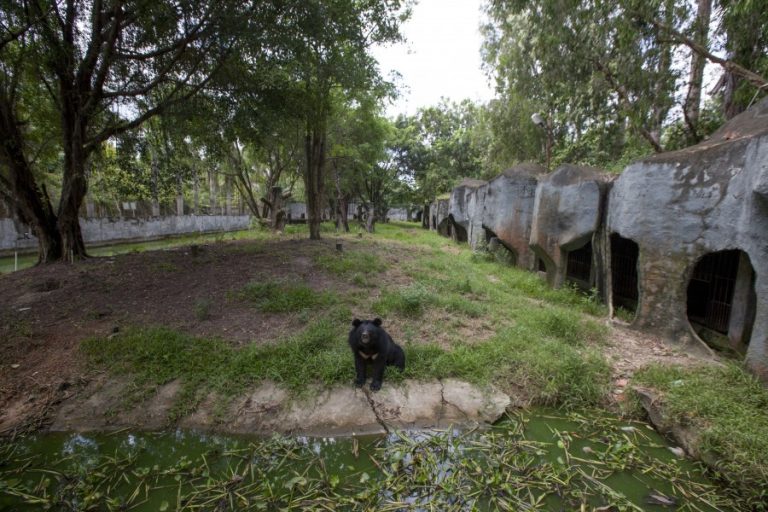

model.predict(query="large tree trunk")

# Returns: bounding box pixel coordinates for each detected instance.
[683,0,712,143]
[332,162,350,232]
[0,96,63,262]
[340,195,350,232]
[649,0,676,149]
[58,155,88,261]
[58,100,90,261]
[176,172,184,215]
[304,127,326,240]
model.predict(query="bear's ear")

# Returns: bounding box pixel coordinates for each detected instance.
[373,318,382,326]
[352,319,362,327]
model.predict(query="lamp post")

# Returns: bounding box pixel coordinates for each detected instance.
[531,112,553,171]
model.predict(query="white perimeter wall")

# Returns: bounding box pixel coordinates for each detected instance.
[1,215,251,252]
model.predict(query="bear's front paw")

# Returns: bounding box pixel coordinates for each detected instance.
[354,378,365,388]
[370,380,382,391]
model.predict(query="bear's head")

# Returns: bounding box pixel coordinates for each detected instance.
[352,318,383,346]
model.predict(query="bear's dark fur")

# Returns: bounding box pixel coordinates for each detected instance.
[348,318,405,391]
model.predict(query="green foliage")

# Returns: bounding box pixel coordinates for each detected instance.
[236,280,337,313]
[478,0,768,169]
[614,306,636,323]
[634,363,768,507]
[393,99,487,201]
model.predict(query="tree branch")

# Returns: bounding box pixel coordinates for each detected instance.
[593,59,664,153]
[648,17,767,89]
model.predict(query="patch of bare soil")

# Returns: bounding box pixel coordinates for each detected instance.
[0,237,369,435]
[602,321,713,403]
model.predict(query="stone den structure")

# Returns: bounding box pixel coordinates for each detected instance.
[434,99,768,381]
[480,163,545,270]
[530,164,609,291]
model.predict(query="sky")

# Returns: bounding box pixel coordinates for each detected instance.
[371,0,496,118]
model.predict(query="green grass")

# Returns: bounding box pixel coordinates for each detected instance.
[373,284,438,318]
[633,363,768,507]
[314,249,387,284]
[236,280,338,313]
[82,221,612,415]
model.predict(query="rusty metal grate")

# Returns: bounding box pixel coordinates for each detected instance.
[611,234,639,312]
[566,241,592,283]
[687,250,740,334]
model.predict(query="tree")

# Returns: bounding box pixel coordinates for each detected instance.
[483,0,682,158]
[481,0,768,167]
[0,0,260,262]
[683,0,713,143]
[391,100,485,210]
[275,0,407,240]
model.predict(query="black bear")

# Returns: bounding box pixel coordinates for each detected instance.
[348,318,405,391]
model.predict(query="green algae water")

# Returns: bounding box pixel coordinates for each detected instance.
[0,409,742,511]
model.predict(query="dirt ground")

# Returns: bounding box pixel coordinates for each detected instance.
[0,234,708,437]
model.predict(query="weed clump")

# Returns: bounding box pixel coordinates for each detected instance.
[193,298,212,320]
[373,284,437,318]
[236,280,336,313]
[315,250,386,276]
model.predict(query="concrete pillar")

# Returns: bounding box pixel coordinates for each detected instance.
[176,195,184,216]
[152,200,160,217]
[86,200,95,218]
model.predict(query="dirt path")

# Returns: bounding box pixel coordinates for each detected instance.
[0,235,713,436]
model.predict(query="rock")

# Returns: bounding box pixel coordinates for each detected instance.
[441,379,510,424]
[668,446,686,458]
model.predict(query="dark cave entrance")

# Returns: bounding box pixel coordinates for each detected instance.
[610,234,639,316]
[687,250,755,354]
[484,227,517,266]
[448,215,468,243]
[565,240,593,290]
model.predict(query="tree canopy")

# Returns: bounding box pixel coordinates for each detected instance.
[1,0,766,263]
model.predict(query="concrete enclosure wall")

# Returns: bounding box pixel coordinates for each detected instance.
[1,215,251,252]
[481,164,545,270]
[436,98,768,381]
[530,164,609,291]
